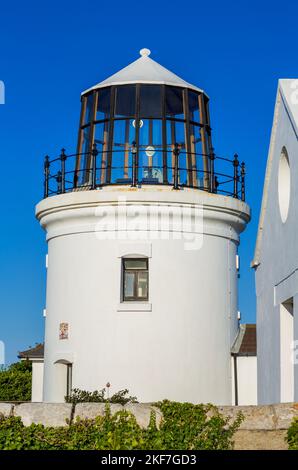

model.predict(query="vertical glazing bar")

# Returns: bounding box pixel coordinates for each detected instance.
[148,119,153,173]
[44,155,50,198]
[91,143,98,189]
[135,84,140,184]
[86,91,98,182]
[173,143,180,190]
[241,162,246,201]
[100,120,109,184]
[162,85,168,184]
[183,89,193,187]
[60,148,66,194]
[233,153,239,198]
[124,119,130,178]
[75,95,87,186]
[106,86,116,183]
[131,141,137,187]
[198,93,209,190]
[210,148,215,193]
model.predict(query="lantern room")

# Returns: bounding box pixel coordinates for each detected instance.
[75,48,213,190]
[44,49,246,201]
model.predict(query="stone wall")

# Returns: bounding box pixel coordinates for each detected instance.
[0,402,297,450]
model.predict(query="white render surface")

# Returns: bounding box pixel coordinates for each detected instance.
[231,356,257,405]
[36,186,250,404]
[253,79,298,404]
[31,361,44,402]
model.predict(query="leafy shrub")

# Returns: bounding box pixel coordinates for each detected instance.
[155,400,243,450]
[0,401,243,450]
[65,388,138,405]
[0,361,32,401]
[287,417,298,450]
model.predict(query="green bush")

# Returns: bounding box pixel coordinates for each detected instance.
[65,388,138,405]
[0,361,32,401]
[287,417,298,450]
[0,401,243,450]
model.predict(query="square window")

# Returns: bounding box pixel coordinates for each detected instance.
[122,258,149,301]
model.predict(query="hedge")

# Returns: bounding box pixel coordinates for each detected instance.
[0,401,243,450]
[0,361,32,401]
[287,417,298,450]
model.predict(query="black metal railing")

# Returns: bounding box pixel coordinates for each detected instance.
[43,145,246,201]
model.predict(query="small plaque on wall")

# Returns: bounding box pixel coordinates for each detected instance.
[59,322,69,340]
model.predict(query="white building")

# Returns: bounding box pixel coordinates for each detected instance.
[36,49,251,404]
[253,79,298,404]
[18,344,44,402]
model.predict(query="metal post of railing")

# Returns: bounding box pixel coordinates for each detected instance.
[91,143,98,190]
[241,162,246,202]
[56,171,62,194]
[214,176,219,194]
[173,143,180,190]
[233,153,239,198]
[131,141,137,187]
[210,147,215,193]
[60,148,66,194]
[44,155,50,198]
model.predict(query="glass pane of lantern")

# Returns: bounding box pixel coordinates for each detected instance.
[111,119,135,183]
[124,259,148,270]
[115,85,136,118]
[138,119,163,183]
[140,85,162,118]
[80,126,92,184]
[166,120,187,185]
[189,123,203,188]
[124,272,135,298]
[84,93,94,124]
[137,272,148,299]
[94,121,110,184]
[96,87,111,121]
[188,90,200,124]
[165,86,184,119]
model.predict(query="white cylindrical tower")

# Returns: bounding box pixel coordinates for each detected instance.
[37,49,250,404]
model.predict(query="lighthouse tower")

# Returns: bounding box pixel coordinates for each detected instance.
[36,49,250,404]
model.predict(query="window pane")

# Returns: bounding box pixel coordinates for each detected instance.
[115,85,136,117]
[138,119,163,183]
[188,90,200,123]
[137,272,148,299]
[94,121,110,184]
[111,119,135,182]
[124,259,148,270]
[140,85,162,118]
[96,87,111,120]
[165,86,184,119]
[124,272,135,298]
[166,120,187,185]
[84,93,94,124]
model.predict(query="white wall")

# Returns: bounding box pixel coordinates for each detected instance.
[31,361,44,402]
[254,80,298,404]
[231,356,257,405]
[280,301,294,402]
[36,186,250,404]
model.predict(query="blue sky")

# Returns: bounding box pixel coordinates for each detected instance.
[0,0,297,364]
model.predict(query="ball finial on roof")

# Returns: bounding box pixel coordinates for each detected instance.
[140,48,151,57]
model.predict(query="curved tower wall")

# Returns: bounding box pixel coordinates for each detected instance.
[36,186,250,404]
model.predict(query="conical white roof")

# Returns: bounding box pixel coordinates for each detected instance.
[82,49,204,95]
